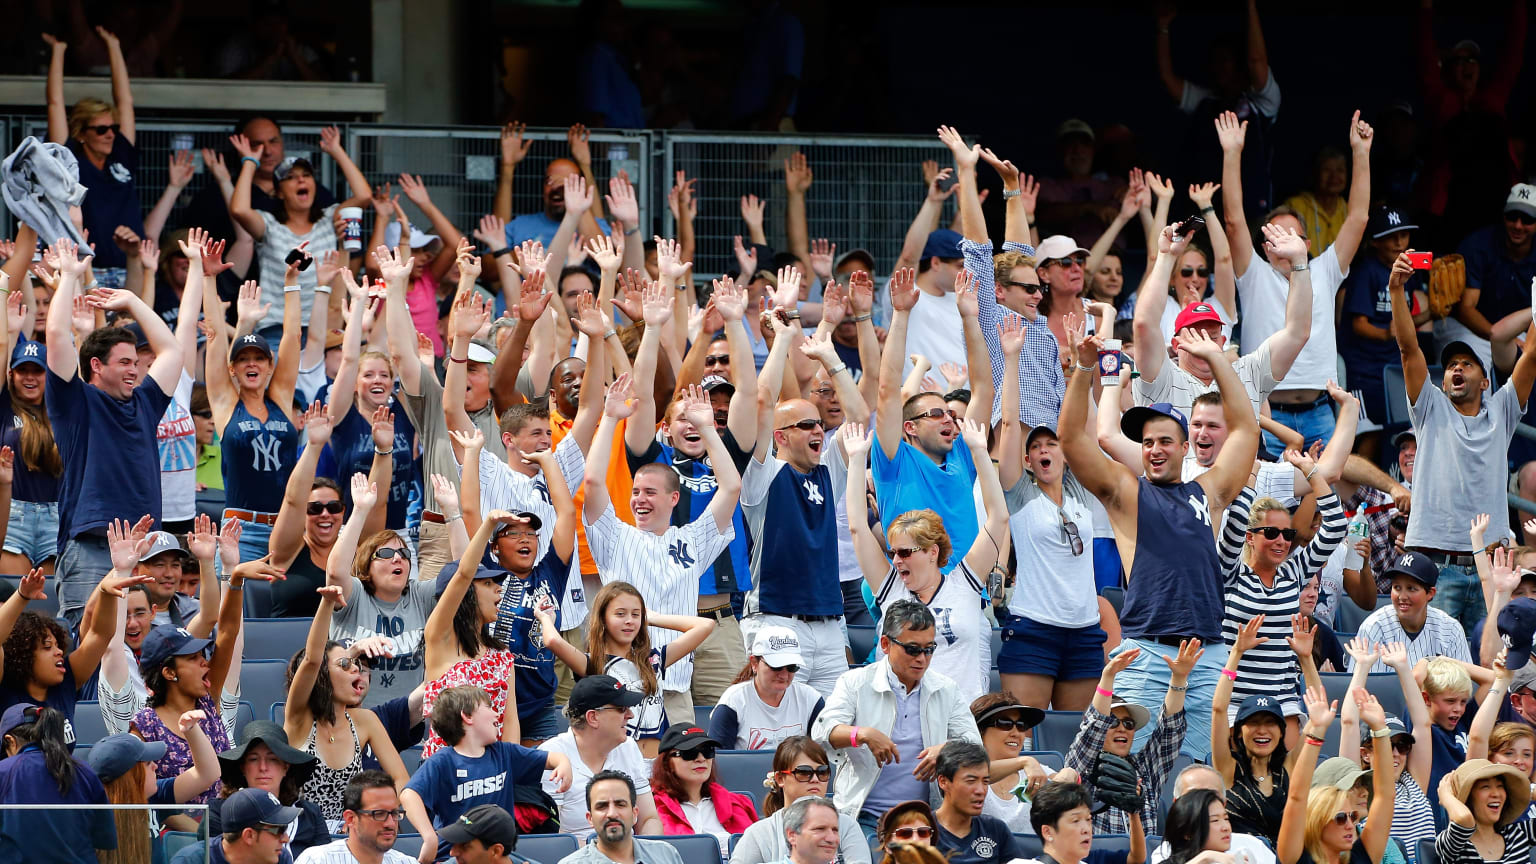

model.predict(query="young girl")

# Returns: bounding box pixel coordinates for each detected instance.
[91,721,218,864]
[0,256,63,576]
[537,580,713,757]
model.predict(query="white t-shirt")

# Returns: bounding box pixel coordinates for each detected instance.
[1234,245,1348,392]
[713,679,824,751]
[1134,339,1278,421]
[874,561,988,702]
[295,838,416,864]
[539,731,653,839]
[998,473,1099,629]
[157,372,196,522]
[983,785,1034,835]
[903,288,967,376]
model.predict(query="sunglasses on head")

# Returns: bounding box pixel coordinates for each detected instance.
[372,546,411,562]
[1249,526,1298,542]
[85,123,120,136]
[1506,211,1536,226]
[905,406,956,423]
[307,501,345,516]
[889,638,938,657]
[1180,266,1211,278]
[1003,280,1045,295]
[704,354,730,366]
[892,826,934,840]
[673,745,717,761]
[781,764,832,782]
[777,418,824,432]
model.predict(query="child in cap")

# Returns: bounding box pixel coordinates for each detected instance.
[1351,553,1472,672]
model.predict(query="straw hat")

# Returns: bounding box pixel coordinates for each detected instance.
[1450,759,1531,828]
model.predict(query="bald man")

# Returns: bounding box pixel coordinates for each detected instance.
[502,157,611,249]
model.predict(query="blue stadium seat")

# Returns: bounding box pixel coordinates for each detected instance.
[235,701,256,737]
[1418,838,1440,864]
[1013,833,1044,859]
[519,833,580,864]
[1024,750,1065,772]
[1087,833,1134,864]
[74,701,108,745]
[1334,595,1391,635]
[729,834,742,854]
[642,834,721,864]
[1030,710,1084,753]
[1156,754,1197,834]
[400,745,422,774]
[244,618,313,661]
[694,705,714,730]
[240,659,291,713]
[715,749,774,799]
[162,830,203,862]
[392,834,423,857]
[989,667,1001,693]
[1100,586,1125,615]
[847,625,877,665]
[242,579,273,619]
[271,702,285,724]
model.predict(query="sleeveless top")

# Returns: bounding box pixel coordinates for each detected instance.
[301,712,363,832]
[420,650,517,757]
[1227,761,1289,846]
[131,696,232,804]
[270,542,328,618]
[221,397,300,513]
[1121,478,1223,643]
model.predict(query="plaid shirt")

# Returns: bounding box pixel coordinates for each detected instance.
[959,238,1064,429]
[1064,703,1187,835]
[1344,486,1398,588]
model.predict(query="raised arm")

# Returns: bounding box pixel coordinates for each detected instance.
[1215,112,1254,276]
[843,423,894,593]
[625,278,672,457]
[44,240,89,379]
[1277,686,1336,864]
[425,514,500,671]
[1189,329,1259,508]
[994,316,1025,488]
[1386,251,1429,402]
[896,168,956,273]
[375,245,422,395]
[751,310,798,464]
[327,473,378,607]
[874,268,919,459]
[492,122,530,222]
[86,286,181,393]
[960,417,1011,575]
[320,126,372,205]
[182,515,222,637]
[1061,331,1138,506]
[1132,226,1190,382]
[266,253,305,413]
[43,35,67,144]
[397,173,464,281]
[1355,690,1396,864]
[1259,222,1315,381]
[268,404,330,568]
[95,27,135,142]
[785,153,814,273]
[683,384,742,533]
[227,135,269,240]
[1331,113,1374,269]
[144,151,196,243]
[325,269,368,425]
[583,374,634,525]
[443,290,493,452]
[1086,176,1144,281]
[284,584,341,737]
[1189,182,1237,319]
[1213,616,1267,781]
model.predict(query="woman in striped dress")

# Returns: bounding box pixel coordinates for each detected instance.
[1436,760,1536,864]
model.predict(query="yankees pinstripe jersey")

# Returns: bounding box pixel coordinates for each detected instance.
[471,437,588,626]
[741,445,847,618]
[584,504,735,691]
[628,431,755,596]
[1348,593,1472,673]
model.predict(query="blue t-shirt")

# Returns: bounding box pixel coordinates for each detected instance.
[628,432,754,595]
[0,745,115,862]
[870,433,979,571]
[362,694,425,772]
[318,399,417,529]
[1340,254,1423,370]
[0,384,61,503]
[936,813,1026,864]
[1461,224,1536,323]
[68,135,142,271]
[0,665,81,751]
[504,213,611,250]
[404,742,549,860]
[490,549,573,721]
[1429,719,1470,830]
[46,369,172,544]
[577,41,646,129]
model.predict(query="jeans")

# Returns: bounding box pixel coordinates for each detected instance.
[1107,636,1229,761]
[856,810,882,851]
[1428,563,1485,633]
[57,533,114,629]
[841,579,876,628]
[1263,398,1336,456]
[235,519,273,564]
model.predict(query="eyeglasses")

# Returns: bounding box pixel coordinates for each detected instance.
[808,387,835,398]
[777,418,824,432]
[85,123,120,136]
[1108,716,1137,730]
[355,808,405,823]
[890,545,927,559]
[307,501,345,516]
[497,527,539,539]
[904,406,956,423]
[780,764,832,782]
[1331,812,1364,827]
[1045,256,1086,268]
[891,826,934,840]
[1249,526,1298,542]
[1002,280,1044,294]
[1179,266,1211,278]
[372,547,411,562]
[1506,211,1536,226]
[704,354,730,366]
[1061,512,1084,556]
[673,745,717,761]
[985,717,1032,731]
[889,638,938,657]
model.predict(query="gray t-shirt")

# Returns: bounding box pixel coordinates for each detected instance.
[329,576,436,708]
[1405,379,1525,551]
[399,361,506,514]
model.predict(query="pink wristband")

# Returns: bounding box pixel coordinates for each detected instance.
[1095,686,1113,699]
[1221,668,1238,681]
[850,726,860,747]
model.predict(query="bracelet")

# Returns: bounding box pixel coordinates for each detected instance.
[283,285,301,294]
[1368,726,1393,739]
[603,329,617,340]
[1167,684,1188,692]
[1291,263,1310,272]
[625,226,641,236]
[241,156,259,167]
[314,285,332,295]
[1095,686,1113,698]
[827,363,849,377]
[448,355,468,364]
[1221,668,1237,681]
[784,310,802,320]
[490,247,512,258]
[1305,735,1326,747]
[374,446,392,456]
[849,726,860,747]
[1305,466,1318,480]
[1199,205,1216,215]
[1002,188,1021,200]
[1075,362,1095,373]
[850,313,872,323]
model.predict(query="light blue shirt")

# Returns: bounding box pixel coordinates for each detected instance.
[871,433,979,571]
[504,212,613,250]
[559,837,685,864]
[859,668,929,815]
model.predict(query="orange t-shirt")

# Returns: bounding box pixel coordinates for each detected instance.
[551,409,634,575]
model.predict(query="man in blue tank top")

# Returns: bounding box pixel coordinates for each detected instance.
[1060,326,1257,761]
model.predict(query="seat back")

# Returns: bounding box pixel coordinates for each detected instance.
[847,625,878,665]
[240,659,291,716]
[641,834,722,864]
[715,749,775,799]
[1030,710,1085,753]
[519,833,580,864]
[244,618,313,661]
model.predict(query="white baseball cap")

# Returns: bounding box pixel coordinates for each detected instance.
[750,626,804,668]
[383,222,441,250]
[466,340,496,364]
[1507,184,1536,218]
[1035,235,1089,261]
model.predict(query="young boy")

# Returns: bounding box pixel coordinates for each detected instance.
[1351,553,1472,672]
[401,685,573,860]
[1026,781,1097,864]
[1421,657,1475,803]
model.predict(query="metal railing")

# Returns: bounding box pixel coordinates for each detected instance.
[0,802,209,863]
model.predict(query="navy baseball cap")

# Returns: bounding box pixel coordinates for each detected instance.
[1234,694,1285,726]
[921,229,963,261]
[137,625,213,675]
[230,332,274,362]
[10,338,44,370]
[1499,597,1536,670]
[1367,206,1419,239]
[568,674,644,715]
[437,804,519,851]
[86,733,168,784]
[222,787,301,836]
[1359,713,1414,744]
[121,322,150,350]
[0,703,40,737]
[1120,402,1189,442]
[1382,551,1439,589]
[434,561,506,598]
[1440,340,1486,375]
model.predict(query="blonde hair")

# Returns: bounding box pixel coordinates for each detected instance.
[887,509,953,568]
[1423,657,1473,699]
[67,98,116,141]
[993,250,1038,275]
[1241,496,1290,565]
[358,350,394,376]
[1302,785,1352,864]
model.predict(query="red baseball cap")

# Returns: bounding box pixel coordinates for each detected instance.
[1173,301,1224,333]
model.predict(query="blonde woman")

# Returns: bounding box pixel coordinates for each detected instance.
[1277,686,1394,864]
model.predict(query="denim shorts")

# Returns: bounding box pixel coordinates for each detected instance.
[520,704,562,742]
[998,615,1107,680]
[3,499,60,563]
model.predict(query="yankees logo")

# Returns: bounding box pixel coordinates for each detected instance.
[251,435,283,472]
[669,540,695,567]
[1187,493,1211,526]
[802,479,824,505]
[1387,210,1402,226]
[533,478,551,505]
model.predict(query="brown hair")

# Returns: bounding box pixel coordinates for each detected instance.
[430,686,490,747]
[763,736,830,816]
[586,582,658,696]
[353,530,409,592]
[650,741,721,803]
[1490,722,1536,762]
[100,762,152,864]
[993,251,1038,275]
[9,388,61,477]
[886,509,953,569]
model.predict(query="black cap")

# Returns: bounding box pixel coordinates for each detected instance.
[568,674,644,715]
[1359,713,1414,744]
[657,726,718,753]
[438,804,519,851]
[493,512,544,537]
[221,787,301,836]
[230,332,275,362]
[1499,597,1536,670]
[218,721,317,790]
[1234,694,1285,725]
[974,700,1046,732]
[121,322,150,349]
[434,561,506,598]
[138,625,213,676]
[1367,206,1419,239]
[1383,551,1439,589]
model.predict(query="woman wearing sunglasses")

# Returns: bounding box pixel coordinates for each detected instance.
[1278,686,1394,864]
[734,736,871,864]
[710,625,826,752]
[650,727,758,848]
[845,417,1011,702]
[970,692,1077,833]
[876,801,939,851]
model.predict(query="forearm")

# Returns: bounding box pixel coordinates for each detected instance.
[1085,213,1131,277]
[489,318,533,410]
[898,201,944,269]
[493,162,514,222]
[787,190,810,265]
[143,182,184,242]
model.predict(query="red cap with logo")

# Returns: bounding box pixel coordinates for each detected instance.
[1173,302,1224,333]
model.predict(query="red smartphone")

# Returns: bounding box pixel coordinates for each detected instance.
[1407,251,1433,270]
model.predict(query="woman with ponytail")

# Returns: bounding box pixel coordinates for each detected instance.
[0,703,118,862]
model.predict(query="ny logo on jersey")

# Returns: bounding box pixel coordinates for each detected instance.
[669,540,695,568]
[251,435,282,472]
[533,478,551,505]
[802,479,824,505]
[1187,492,1211,526]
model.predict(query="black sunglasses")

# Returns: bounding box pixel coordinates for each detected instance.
[781,764,832,782]
[704,354,730,366]
[1061,512,1084,556]
[673,745,717,761]
[889,638,938,657]
[777,418,824,431]
[1180,266,1211,278]
[905,406,956,423]
[1506,211,1536,226]
[767,663,801,674]
[890,545,927,559]
[1108,716,1137,730]
[1046,256,1086,268]
[985,717,1033,731]
[192,410,213,419]
[1249,526,1298,542]
[85,123,121,136]
[307,501,345,516]
[372,547,411,562]
[1003,280,1044,295]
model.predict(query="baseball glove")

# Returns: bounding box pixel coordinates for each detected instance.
[1428,253,1466,320]
[1091,752,1143,813]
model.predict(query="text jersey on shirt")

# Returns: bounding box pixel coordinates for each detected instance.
[741,447,846,617]
[1233,245,1347,391]
[1121,478,1224,643]
[220,397,300,513]
[403,741,548,861]
[157,372,197,522]
[875,561,989,701]
[627,432,754,596]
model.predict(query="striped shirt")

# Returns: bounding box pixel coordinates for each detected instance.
[1393,773,1437,864]
[585,504,734,692]
[1217,489,1347,713]
[958,237,1065,429]
[1349,602,1472,673]
[294,838,416,864]
[1436,818,1536,864]
[473,437,588,626]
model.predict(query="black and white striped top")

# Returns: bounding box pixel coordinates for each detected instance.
[1436,818,1536,864]
[1217,488,1347,713]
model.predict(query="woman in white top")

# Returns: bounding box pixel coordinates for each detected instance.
[971,692,1078,834]
[708,624,827,751]
[845,418,1009,701]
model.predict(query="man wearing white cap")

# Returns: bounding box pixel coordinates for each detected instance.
[137,531,199,627]
[1448,183,1536,372]
[709,625,825,751]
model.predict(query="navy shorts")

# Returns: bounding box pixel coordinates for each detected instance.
[998,615,1107,681]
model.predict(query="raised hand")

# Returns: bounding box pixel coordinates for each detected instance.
[1214,111,1247,153]
[166,150,196,189]
[739,195,766,234]
[926,166,956,203]
[515,239,549,277]
[318,125,344,157]
[1188,182,1220,210]
[1103,647,1142,679]
[1161,638,1205,680]
[370,403,395,452]
[375,245,412,283]
[772,265,803,312]
[572,291,606,338]
[641,281,672,327]
[449,427,485,454]
[889,268,919,313]
[1302,684,1337,732]
[604,373,637,419]
[799,331,838,366]
[474,214,507,249]
[139,235,161,274]
[1074,332,1102,370]
[219,518,243,570]
[585,234,620,275]
[843,422,873,463]
[1232,614,1268,656]
[1282,447,1317,477]
[998,314,1026,356]
[301,400,333,445]
[176,709,209,735]
[1287,613,1316,658]
[804,239,837,282]
[1144,172,1173,201]
[452,290,491,340]
[1377,640,1408,671]
[732,235,758,277]
[676,384,714,430]
[396,173,432,208]
[351,471,379,512]
[1177,326,1225,363]
[937,125,979,170]
[566,123,592,166]
[106,516,154,575]
[430,473,460,518]
[228,133,263,162]
[500,121,532,166]
[1348,110,1374,153]
[1344,635,1378,668]
[84,287,135,313]
[606,175,640,227]
[784,152,813,193]
[978,147,1020,187]
[954,269,978,319]
[186,513,218,562]
[1157,224,1192,259]
[517,272,553,322]
[1261,222,1309,267]
[655,236,691,282]
[1491,545,1521,597]
[1018,173,1040,215]
[958,417,988,449]
[848,271,874,314]
[316,584,346,608]
[371,183,396,219]
[562,173,593,216]
[235,280,270,328]
[1354,688,1386,730]
[821,282,848,328]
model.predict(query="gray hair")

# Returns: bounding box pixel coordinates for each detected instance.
[880,599,936,640]
[1174,762,1226,798]
[783,796,838,836]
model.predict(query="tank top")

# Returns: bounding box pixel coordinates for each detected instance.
[221,397,299,513]
[1121,478,1224,643]
[301,712,363,832]
[270,543,328,618]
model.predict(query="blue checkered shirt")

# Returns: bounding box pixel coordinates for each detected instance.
[959,238,1065,429]
[1065,702,1188,835]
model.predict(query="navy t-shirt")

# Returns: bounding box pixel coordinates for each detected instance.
[361,693,425,773]
[936,813,1026,864]
[1429,719,1470,830]
[0,745,115,862]
[404,741,549,860]
[0,385,61,503]
[490,549,573,721]
[68,135,142,271]
[46,369,172,544]
[317,400,417,529]
[0,645,81,750]
[1461,224,1536,323]
[1340,254,1423,369]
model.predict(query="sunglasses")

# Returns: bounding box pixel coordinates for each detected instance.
[85,123,121,136]
[673,745,717,761]
[1249,526,1298,542]
[1506,211,1536,226]
[890,545,928,559]
[1046,256,1086,268]
[307,501,345,516]
[889,638,938,657]
[355,807,405,822]
[781,764,832,782]
[892,827,934,840]
[372,547,411,562]
[905,406,956,423]
[704,354,731,366]
[985,717,1032,731]
[1002,280,1044,294]
[1061,512,1084,556]
[778,418,824,432]
[1331,812,1364,827]
[1108,716,1137,730]
[334,655,370,672]
[254,825,289,838]
[767,663,801,674]
[1180,266,1211,278]
[192,410,213,419]
[1391,738,1414,754]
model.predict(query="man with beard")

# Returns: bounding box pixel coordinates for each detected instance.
[558,771,683,864]
[933,742,1027,864]
[294,771,415,864]
[1391,247,1536,631]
